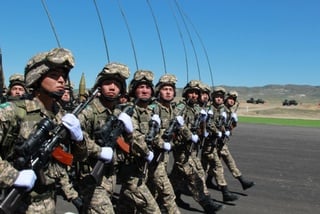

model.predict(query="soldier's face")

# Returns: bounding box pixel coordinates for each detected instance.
[41,69,66,94]
[214,94,224,105]
[61,89,71,102]
[135,83,152,100]
[101,79,121,98]
[159,86,174,101]
[226,97,235,106]
[10,85,26,97]
[201,93,209,103]
[187,90,199,103]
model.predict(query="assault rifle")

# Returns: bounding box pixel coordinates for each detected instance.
[144,118,161,172]
[189,113,202,153]
[220,102,240,145]
[0,88,99,214]
[89,104,134,185]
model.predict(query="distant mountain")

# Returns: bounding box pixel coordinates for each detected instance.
[176,84,320,104]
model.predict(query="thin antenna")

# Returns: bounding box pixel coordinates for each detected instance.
[117,0,139,70]
[146,0,167,73]
[40,0,61,47]
[92,0,110,62]
[167,0,189,82]
[174,0,201,80]
[182,7,215,87]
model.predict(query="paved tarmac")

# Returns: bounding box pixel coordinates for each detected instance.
[57,123,320,214]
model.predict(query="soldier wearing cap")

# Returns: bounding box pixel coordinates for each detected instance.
[76,62,133,213]
[223,91,255,191]
[169,80,223,213]
[0,48,87,213]
[145,73,183,213]
[6,73,27,100]
[201,86,239,202]
[116,69,161,213]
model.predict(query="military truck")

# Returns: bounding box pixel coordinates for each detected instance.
[246,98,265,104]
[283,99,298,106]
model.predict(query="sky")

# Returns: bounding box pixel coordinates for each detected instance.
[1,0,319,89]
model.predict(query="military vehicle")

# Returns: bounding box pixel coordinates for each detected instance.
[283,99,298,106]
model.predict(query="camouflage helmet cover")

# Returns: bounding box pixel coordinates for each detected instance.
[94,62,130,94]
[9,73,25,88]
[25,48,74,88]
[226,90,238,100]
[211,86,226,98]
[155,74,177,97]
[182,80,202,98]
[128,69,154,98]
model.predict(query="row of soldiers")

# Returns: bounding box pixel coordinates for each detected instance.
[0,47,253,214]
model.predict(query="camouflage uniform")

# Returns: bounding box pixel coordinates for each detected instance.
[116,70,161,214]
[170,80,222,213]
[147,74,181,214]
[76,62,131,214]
[222,91,255,191]
[201,87,239,202]
[0,48,86,213]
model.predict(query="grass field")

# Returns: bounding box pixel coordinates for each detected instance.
[239,116,320,128]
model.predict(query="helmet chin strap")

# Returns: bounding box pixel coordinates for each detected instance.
[40,87,65,100]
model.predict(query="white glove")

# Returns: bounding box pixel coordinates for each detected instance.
[207,110,213,116]
[204,130,209,138]
[200,109,207,121]
[13,169,37,191]
[225,130,231,137]
[99,147,113,163]
[176,115,184,126]
[118,112,133,133]
[62,113,83,141]
[221,112,227,122]
[231,112,238,122]
[191,134,199,143]
[146,151,154,163]
[216,131,222,138]
[151,114,161,126]
[163,142,172,151]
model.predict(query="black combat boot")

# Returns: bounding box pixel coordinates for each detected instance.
[175,190,190,209]
[206,175,219,190]
[237,176,255,190]
[202,199,223,213]
[220,185,238,202]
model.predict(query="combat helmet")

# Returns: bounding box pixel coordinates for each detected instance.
[25,48,74,89]
[182,80,202,98]
[94,62,130,95]
[8,73,26,90]
[211,86,226,98]
[199,82,212,100]
[128,70,154,98]
[155,74,177,97]
[226,90,238,101]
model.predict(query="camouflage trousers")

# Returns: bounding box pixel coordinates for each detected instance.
[81,175,115,214]
[201,140,241,186]
[25,193,55,214]
[170,148,211,204]
[147,159,181,214]
[117,176,161,214]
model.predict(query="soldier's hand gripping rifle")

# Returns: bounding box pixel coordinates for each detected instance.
[0,88,99,214]
[89,104,135,186]
[144,116,161,172]
[221,102,240,145]
[189,113,202,153]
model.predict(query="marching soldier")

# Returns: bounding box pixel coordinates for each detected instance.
[76,62,133,213]
[223,91,255,190]
[147,74,181,213]
[169,80,223,213]
[116,70,161,214]
[0,48,86,213]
